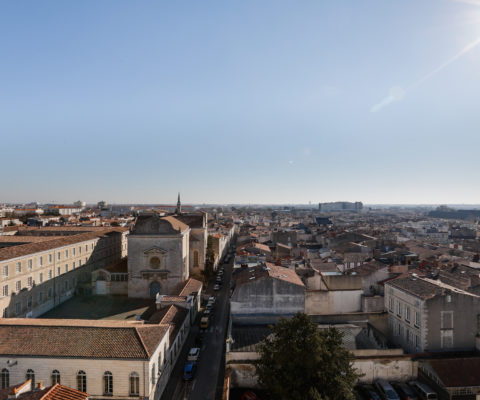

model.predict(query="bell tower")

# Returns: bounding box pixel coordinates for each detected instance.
[175,192,182,214]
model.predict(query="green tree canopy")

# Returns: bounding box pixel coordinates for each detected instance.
[254,313,360,400]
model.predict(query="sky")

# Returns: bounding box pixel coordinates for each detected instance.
[1,0,480,205]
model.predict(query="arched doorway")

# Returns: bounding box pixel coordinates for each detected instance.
[150,281,161,298]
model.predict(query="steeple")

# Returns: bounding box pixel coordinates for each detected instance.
[175,193,182,214]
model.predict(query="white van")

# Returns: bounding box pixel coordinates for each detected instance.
[409,381,437,400]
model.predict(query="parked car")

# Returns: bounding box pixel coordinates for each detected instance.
[208,296,216,303]
[216,276,222,283]
[203,309,212,318]
[183,361,196,380]
[214,284,221,291]
[206,302,214,312]
[357,384,381,400]
[408,381,437,400]
[392,382,418,400]
[200,316,209,329]
[374,379,400,400]
[187,347,200,362]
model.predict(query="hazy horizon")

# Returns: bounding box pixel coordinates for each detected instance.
[2,1,480,204]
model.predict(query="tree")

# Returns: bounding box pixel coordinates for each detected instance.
[254,313,360,400]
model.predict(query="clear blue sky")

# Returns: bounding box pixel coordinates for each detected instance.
[1,0,480,204]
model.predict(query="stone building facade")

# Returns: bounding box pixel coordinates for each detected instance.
[0,227,128,318]
[127,215,190,298]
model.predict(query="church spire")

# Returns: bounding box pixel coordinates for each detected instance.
[175,192,182,214]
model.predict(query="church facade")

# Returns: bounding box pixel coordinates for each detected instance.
[127,215,191,298]
[90,196,208,299]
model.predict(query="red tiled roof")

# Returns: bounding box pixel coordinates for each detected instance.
[0,383,88,400]
[178,278,202,296]
[0,228,127,262]
[234,262,304,287]
[0,318,168,359]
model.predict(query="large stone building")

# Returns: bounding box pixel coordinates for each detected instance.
[385,273,480,353]
[127,215,191,298]
[230,262,305,324]
[0,227,128,318]
[0,318,169,400]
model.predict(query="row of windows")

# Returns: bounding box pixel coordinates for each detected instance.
[2,271,80,298]
[0,369,140,396]
[1,244,95,278]
[392,321,421,349]
[2,278,78,317]
[388,297,421,328]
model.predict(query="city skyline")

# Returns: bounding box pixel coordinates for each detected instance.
[2,0,480,204]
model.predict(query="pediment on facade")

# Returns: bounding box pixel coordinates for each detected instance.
[143,246,168,255]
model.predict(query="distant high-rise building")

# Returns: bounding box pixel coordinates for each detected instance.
[318,201,363,212]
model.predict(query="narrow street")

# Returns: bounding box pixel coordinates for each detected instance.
[160,249,234,400]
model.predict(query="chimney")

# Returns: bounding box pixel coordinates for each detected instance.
[37,381,44,390]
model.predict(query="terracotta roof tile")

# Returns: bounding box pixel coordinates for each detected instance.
[0,319,168,359]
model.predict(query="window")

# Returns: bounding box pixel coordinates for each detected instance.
[396,301,402,317]
[415,334,420,349]
[65,264,68,273]
[441,311,454,329]
[406,329,411,344]
[129,372,139,396]
[27,277,33,287]
[85,245,88,252]
[26,369,35,388]
[2,265,8,277]
[73,248,76,256]
[73,261,76,269]
[28,260,33,270]
[48,270,52,280]
[414,311,421,328]
[103,371,113,395]
[39,273,43,284]
[405,306,411,323]
[65,250,68,258]
[194,251,199,267]
[151,364,155,384]
[2,285,8,297]
[57,267,61,276]
[15,302,21,315]
[51,370,60,385]
[441,330,454,349]
[388,297,394,312]
[2,308,6,318]
[27,296,32,309]
[16,281,21,292]
[38,291,43,303]
[1,369,8,389]
[48,254,53,264]
[150,257,161,269]
[57,252,61,261]
[16,262,21,273]
[79,246,81,255]
[39,257,43,266]
[65,281,69,291]
[77,371,86,392]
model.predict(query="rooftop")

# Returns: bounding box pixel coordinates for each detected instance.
[0,318,168,359]
[41,295,153,321]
